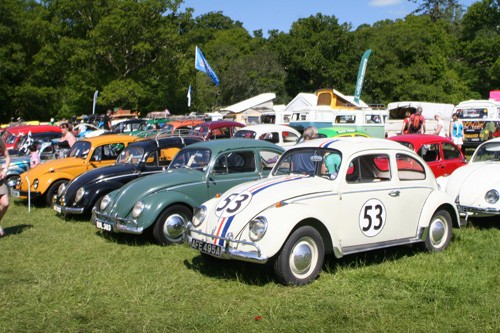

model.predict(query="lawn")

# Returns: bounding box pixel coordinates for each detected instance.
[0,199,498,332]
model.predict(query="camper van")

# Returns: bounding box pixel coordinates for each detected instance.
[385,101,454,137]
[454,99,500,148]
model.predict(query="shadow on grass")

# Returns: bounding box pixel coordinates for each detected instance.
[95,230,157,247]
[467,216,498,230]
[1,223,33,237]
[184,244,422,286]
[184,255,275,286]
[322,244,421,274]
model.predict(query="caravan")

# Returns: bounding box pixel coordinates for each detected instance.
[385,102,454,137]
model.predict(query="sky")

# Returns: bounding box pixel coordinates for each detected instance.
[180,0,479,36]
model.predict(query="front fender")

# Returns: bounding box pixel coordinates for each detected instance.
[34,172,75,195]
[418,189,460,228]
[249,202,337,259]
[135,190,200,230]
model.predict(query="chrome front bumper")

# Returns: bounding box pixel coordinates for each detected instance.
[184,222,268,264]
[458,204,500,217]
[91,207,144,234]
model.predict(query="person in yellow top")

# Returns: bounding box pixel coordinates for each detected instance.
[0,137,11,237]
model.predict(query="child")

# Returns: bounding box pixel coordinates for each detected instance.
[29,144,41,168]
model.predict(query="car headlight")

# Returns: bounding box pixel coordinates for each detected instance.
[132,201,145,218]
[192,205,207,227]
[249,216,268,241]
[33,179,39,190]
[74,187,85,203]
[485,190,499,204]
[57,183,67,197]
[100,195,111,211]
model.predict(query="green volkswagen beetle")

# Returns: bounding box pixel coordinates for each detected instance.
[91,139,284,245]
[318,126,369,138]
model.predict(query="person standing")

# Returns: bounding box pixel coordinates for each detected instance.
[434,114,446,137]
[449,113,464,150]
[401,111,411,134]
[29,144,41,168]
[102,110,113,130]
[408,107,426,134]
[58,122,77,158]
[0,136,11,237]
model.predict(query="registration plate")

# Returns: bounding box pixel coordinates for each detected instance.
[53,205,62,213]
[190,239,222,257]
[96,221,112,232]
[10,189,20,197]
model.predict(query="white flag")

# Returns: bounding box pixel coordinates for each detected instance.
[187,85,192,107]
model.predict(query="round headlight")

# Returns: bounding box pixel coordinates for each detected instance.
[33,179,39,190]
[74,187,85,203]
[132,201,145,218]
[249,216,268,242]
[485,190,499,204]
[100,195,111,211]
[192,206,207,227]
[57,183,67,197]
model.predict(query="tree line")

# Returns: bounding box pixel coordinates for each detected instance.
[0,0,498,123]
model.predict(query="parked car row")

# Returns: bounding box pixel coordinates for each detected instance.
[8,121,498,286]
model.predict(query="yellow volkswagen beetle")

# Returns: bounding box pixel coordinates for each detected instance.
[12,134,138,205]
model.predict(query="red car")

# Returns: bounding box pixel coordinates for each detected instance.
[1,125,61,153]
[389,134,467,177]
[189,120,245,140]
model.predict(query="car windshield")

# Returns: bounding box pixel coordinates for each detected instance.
[116,146,145,164]
[168,148,211,171]
[273,148,342,179]
[234,130,257,139]
[472,142,500,162]
[68,141,91,158]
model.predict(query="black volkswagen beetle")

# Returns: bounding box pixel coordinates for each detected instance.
[53,136,203,217]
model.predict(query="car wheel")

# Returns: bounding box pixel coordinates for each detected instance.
[46,180,68,206]
[424,209,452,252]
[273,226,325,286]
[153,205,192,245]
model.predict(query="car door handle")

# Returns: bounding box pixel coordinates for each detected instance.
[388,190,400,197]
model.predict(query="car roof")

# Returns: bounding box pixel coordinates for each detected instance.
[5,125,60,134]
[236,124,299,133]
[180,138,285,152]
[389,134,454,144]
[80,134,138,145]
[127,136,203,149]
[195,120,245,129]
[294,137,406,152]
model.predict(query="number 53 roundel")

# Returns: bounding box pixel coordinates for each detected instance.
[359,198,386,237]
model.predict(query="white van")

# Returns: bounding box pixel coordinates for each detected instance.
[454,99,500,148]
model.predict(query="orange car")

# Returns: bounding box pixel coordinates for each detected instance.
[12,134,138,205]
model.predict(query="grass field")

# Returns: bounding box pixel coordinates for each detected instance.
[0,199,498,332]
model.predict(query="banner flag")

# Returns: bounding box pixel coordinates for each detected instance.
[187,85,192,107]
[195,46,220,86]
[353,49,372,104]
[92,90,99,114]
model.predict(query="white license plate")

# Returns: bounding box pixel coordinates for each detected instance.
[10,189,20,197]
[190,239,222,257]
[53,205,62,213]
[96,221,112,232]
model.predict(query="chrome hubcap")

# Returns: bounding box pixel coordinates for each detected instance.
[164,214,185,241]
[289,237,317,278]
[430,217,446,246]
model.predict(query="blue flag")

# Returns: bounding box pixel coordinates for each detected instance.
[195,46,220,86]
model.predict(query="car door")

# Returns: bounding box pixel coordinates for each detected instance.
[338,152,402,250]
[440,142,465,176]
[207,150,261,197]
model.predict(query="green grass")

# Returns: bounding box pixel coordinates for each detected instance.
[0,199,498,333]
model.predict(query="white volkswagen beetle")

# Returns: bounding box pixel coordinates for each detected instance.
[437,137,500,221]
[185,137,460,285]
